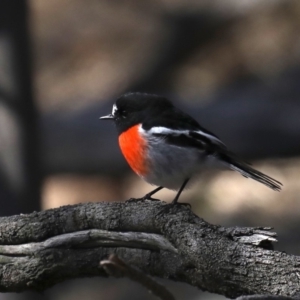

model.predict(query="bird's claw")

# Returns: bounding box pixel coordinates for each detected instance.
[125,196,161,203]
[177,202,192,209]
[142,195,161,201]
[156,202,192,216]
[125,198,143,203]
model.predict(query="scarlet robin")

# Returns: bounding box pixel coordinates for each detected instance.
[100,92,282,204]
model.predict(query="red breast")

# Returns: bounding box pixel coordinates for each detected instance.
[118,124,149,177]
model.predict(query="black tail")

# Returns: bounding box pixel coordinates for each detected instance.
[220,153,282,191]
[230,162,282,191]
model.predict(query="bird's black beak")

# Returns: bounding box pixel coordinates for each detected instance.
[99,114,114,120]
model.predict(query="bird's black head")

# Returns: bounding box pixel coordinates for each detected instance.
[100,92,174,133]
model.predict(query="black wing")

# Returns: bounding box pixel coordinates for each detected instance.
[142,107,226,150]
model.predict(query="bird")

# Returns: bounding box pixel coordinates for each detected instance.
[100,92,282,205]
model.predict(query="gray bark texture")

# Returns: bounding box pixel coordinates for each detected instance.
[0,201,299,299]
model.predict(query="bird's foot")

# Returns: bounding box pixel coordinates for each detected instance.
[125,195,161,203]
[142,195,161,201]
[157,202,191,216]
[125,198,143,203]
[176,202,192,209]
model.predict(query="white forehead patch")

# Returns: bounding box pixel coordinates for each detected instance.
[112,104,118,116]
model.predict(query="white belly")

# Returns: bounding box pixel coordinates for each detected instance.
[142,140,224,190]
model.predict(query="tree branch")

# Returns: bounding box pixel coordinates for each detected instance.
[0,201,298,299]
[100,254,175,300]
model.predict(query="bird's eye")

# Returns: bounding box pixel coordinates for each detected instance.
[121,110,127,117]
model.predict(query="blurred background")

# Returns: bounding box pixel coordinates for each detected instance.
[0,0,300,299]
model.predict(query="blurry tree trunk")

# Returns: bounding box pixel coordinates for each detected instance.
[0,0,40,215]
[0,1,42,300]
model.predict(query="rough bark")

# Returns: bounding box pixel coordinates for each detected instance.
[0,201,298,299]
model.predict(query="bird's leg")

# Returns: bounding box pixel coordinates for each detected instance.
[142,186,164,201]
[156,178,191,215]
[172,178,190,205]
[126,186,164,202]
